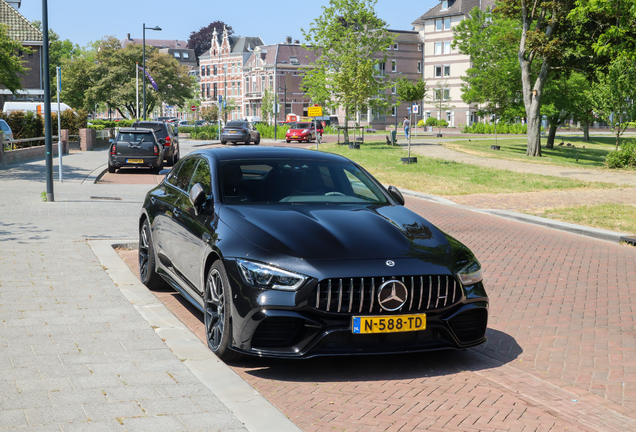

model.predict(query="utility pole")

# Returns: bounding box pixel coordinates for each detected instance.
[224,64,227,123]
[42,0,54,201]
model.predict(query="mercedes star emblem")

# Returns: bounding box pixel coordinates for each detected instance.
[386,260,395,267]
[377,280,408,311]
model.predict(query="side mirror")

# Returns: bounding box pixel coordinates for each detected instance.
[388,185,405,206]
[174,127,179,133]
[189,183,213,216]
[158,138,166,145]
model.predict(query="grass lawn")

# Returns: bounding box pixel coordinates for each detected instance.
[442,135,636,169]
[541,204,636,235]
[318,142,616,196]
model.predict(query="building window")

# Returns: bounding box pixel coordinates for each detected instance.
[418,44,422,51]
[261,75,266,91]
[174,52,181,58]
[434,66,442,77]
[206,66,210,76]
[444,65,450,76]
[441,0,448,10]
[444,17,451,30]
[285,103,292,115]
[417,62,421,73]
[183,52,189,59]
[391,60,396,72]
[443,88,450,100]
[435,42,442,55]
[444,41,451,54]
[214,83,217,98]
[201,84,205,98]
[245,77,250,93]
[391,106,396,116]
[392,85,396,94]
[269,75,273,89]
[232,82,236,96]
[237,81,241,96]
[447,111,452,122]
[201,66,205,76]
[393,43,398,50]
[436,19,443,31]
[214,64,217,75]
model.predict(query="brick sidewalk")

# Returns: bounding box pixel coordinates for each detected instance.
[118,194,636,431]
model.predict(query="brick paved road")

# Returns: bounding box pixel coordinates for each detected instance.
[118,192,636,431]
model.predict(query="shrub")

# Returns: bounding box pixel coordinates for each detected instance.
[189,125,220,140]
[605,140,636,168]
[425,117,438,127]
[462,122,528,134]
[417,119,426,127]
[256,123,289,139]
[437,119,449,128]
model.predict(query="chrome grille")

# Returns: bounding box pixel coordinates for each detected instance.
[313,275,461,314]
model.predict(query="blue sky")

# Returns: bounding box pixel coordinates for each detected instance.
[18,0,437,48]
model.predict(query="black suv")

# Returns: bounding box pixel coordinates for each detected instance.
[132,121,180,165]
[108,128,165,173]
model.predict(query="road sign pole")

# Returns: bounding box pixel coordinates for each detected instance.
[56,66,62,183]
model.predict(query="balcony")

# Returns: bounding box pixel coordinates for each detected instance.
[244,91,263,100]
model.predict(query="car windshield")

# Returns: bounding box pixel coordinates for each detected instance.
[294,122,311,129]
[219,159,388,205]
[117,132,153,142]
[226,122,245,128]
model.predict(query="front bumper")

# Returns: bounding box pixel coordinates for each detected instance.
[223,258,488,358]
[286,133,311,141]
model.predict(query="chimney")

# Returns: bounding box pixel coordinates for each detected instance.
[7,0,20,10]
[294,40,300,44]
[286,36,292,44]
[127,33,131,40]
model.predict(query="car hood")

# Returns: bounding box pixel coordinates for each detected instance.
[219,204,455,261]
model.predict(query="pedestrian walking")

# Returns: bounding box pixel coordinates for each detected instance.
[403,116,410,140]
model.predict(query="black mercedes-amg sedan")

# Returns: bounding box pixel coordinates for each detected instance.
[138,147,488,360]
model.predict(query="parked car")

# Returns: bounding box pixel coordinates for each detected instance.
[220,121,260,145]
[194,120,209,126]
[108,128,164,173]
[313,115,339,127]
[138,147,489,360]
[132,120,180,166]
[0,119,14,142]
[285,121,317,143]
[178,120,192,127]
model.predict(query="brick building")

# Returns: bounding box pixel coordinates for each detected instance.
[0,0,44,108]
[412,0,495,127]
[198,27,263,120]
[242,38,318,122]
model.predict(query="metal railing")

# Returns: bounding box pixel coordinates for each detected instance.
[4,136,60,150]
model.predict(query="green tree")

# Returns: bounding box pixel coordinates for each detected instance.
[61,37,196,118]
[200,105,219,123]
[31,21,81,96]
[427,80,454,136]
[589,56,636,149]
[452,9,524,124]
[261,87,275,124]
[542,72,591,148]
[301,0,394,141]
[0,24,31,95]
[396,77,426,159]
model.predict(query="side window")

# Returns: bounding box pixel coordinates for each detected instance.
[343,169,378,201]
[171,158,198,191]
[188,159,212,195]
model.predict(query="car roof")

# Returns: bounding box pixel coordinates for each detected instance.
[190,146,350,163]
[118,127,155,133]
[134,121,165,126]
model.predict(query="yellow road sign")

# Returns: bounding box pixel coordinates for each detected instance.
[308,106,323,117]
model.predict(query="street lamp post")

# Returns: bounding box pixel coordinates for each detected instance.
[142,23,161,120]
[279,84,287,121]
[224,64,227,123]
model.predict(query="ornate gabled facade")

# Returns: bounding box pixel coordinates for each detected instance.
[412,0,495,127]
[198,27,263,120]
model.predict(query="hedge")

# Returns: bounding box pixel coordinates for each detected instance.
[0,109,88,142]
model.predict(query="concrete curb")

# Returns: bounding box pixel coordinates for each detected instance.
[83,164,107,185]
[399,189,631,244]
[88,239,301,432]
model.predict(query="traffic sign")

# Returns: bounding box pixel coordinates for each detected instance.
[412,104,419,114]
[308,106,322,117]
[218,95,223,104]
[190,105,197,112]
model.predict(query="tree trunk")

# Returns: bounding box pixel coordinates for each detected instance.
[545,120,558,149]
[343,106,350,143]
[582,121,590,141]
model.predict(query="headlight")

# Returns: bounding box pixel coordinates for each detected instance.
[237,259,308,291]
[456,258,483,285]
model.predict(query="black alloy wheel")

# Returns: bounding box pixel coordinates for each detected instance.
[108,161,116,173]
[204,261,240,361]
[168,148,179,166]
[139,219,167,290]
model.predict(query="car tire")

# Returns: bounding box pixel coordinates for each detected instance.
[108,162,116,173]
[221,141,227,145]
[245,136,250,145]
[168,149,179,166]
[255,137,260,145]
[204,261,241,362]
[139,219,168,290]
[286,140,290,143]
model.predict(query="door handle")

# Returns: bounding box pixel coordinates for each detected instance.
[174,208,181,217]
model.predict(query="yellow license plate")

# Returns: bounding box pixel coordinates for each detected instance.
[229,131,236,134]
[126,159,143,164]
[352,314,426,334]
[292,135,298,138]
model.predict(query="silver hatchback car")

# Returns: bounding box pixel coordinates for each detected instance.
[0,119,14,143]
